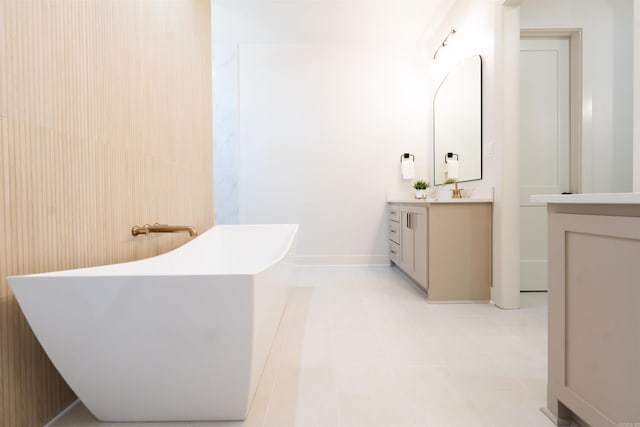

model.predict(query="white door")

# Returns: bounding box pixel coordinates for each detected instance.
[520,38,571,291]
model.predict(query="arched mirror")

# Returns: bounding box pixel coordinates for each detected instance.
[433,55,482,185]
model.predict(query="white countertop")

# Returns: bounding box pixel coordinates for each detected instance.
[387,186,493,204]
[530,192,640,204]
[386,197,493,204]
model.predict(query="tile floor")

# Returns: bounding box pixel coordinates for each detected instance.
[51,266,553,427]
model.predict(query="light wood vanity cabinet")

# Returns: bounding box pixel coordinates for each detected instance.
[540,201,640,427]
[388,202,492,302]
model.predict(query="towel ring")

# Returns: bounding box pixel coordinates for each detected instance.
[400,153,415,163]
[445,152,459,163]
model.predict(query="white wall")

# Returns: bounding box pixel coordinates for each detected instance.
[237,43,429,264]
[213,43,240,225]
[211,1,454,44]
[427,0,500,191]
[520,0,635,193]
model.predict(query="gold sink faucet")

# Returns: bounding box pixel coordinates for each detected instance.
[450,180,463,199]
[131,223,197,237]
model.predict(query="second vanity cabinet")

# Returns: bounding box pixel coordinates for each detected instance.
[530,195,640,427]
[388,201,492,302]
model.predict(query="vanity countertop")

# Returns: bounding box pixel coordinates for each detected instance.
[387,197,493,204]
[530,192,640,205]
[387,187,494,204]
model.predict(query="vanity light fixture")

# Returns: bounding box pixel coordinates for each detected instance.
[433,29,456,60]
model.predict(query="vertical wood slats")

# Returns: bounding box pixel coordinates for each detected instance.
[0,1,213,426]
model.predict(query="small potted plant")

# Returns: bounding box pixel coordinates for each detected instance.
[413,179,430,199]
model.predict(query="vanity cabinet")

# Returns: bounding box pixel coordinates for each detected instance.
[388,202,492,302]
[535,198,640,427]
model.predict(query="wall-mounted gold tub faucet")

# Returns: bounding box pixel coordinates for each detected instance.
[131,223,198,237]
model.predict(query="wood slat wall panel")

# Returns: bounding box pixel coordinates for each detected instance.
[0,1,213,426]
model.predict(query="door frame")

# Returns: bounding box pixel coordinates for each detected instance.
[520,28,583,193]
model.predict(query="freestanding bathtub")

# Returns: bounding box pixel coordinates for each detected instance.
[8,224,298,422]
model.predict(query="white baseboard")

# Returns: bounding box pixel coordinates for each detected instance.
[44,399,80,427]
[295,255,389,266]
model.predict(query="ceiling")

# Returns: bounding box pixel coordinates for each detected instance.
[211,0,457,43]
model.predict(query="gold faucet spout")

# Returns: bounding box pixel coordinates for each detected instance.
[131,223,198,237]
[450,181,463,199]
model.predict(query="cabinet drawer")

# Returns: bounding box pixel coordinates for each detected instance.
[389,221,400,243]
[388,206,400,222]
[389,241,400,264]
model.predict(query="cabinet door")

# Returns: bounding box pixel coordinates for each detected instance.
[400,211,414,273]
[427,204,491,301]
[547,212,640,425]
[400,206,427,289]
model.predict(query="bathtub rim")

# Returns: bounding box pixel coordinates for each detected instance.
[8,223,300,280]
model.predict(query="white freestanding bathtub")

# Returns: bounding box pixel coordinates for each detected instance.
[8,224,298,422]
